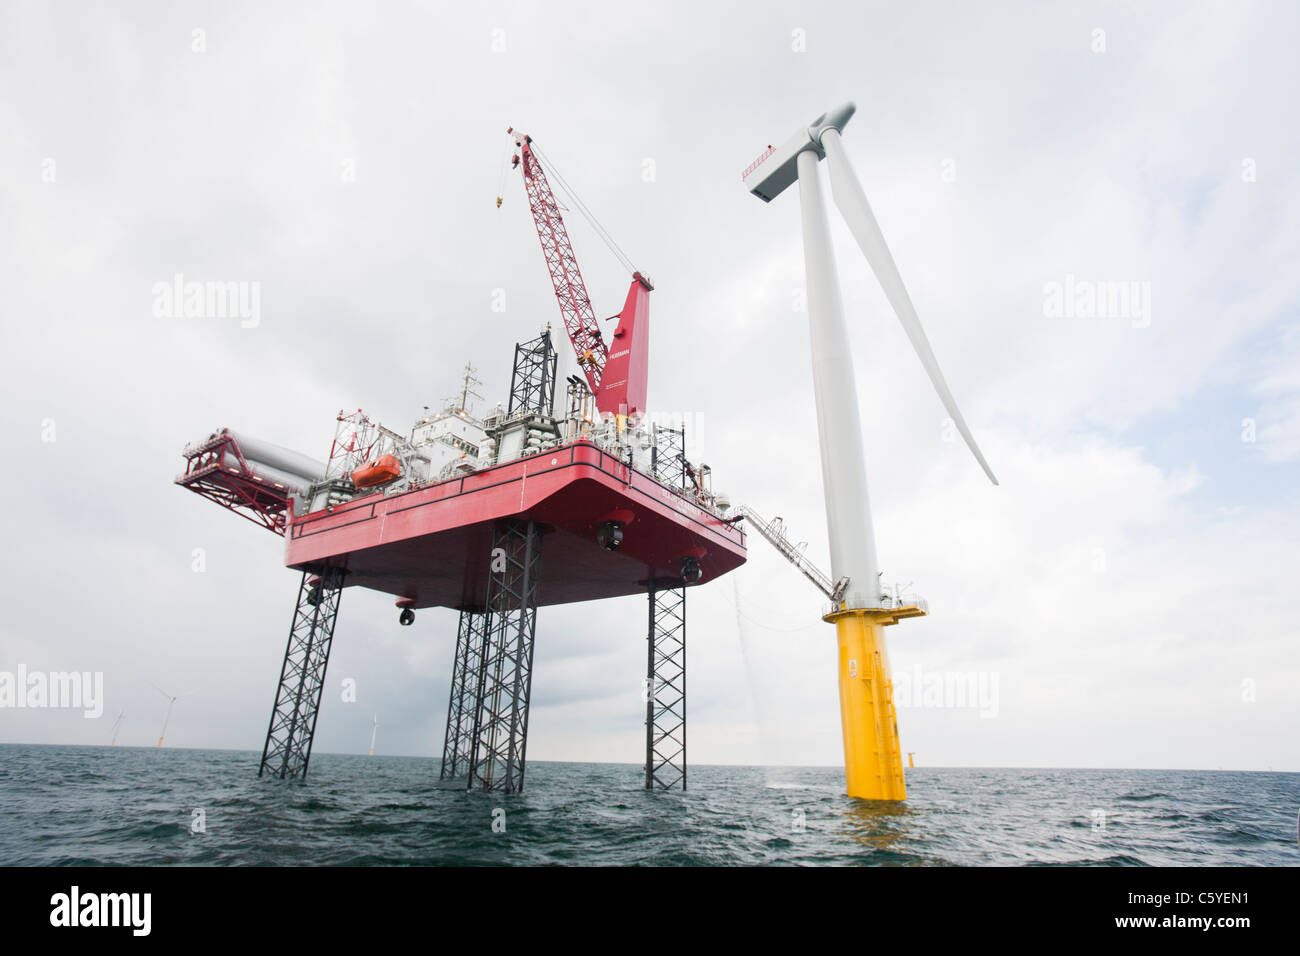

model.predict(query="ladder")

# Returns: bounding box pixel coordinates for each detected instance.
[734,505,846,601]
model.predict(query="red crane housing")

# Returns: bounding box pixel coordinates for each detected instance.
[510,129,652,416]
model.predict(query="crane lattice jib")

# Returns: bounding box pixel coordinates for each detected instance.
[518,139,607,393]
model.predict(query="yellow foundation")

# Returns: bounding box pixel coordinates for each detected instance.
[825,603,925,801]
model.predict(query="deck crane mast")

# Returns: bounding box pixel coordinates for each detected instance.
[508,128,653,418]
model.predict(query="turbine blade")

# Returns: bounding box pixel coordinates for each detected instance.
[821,129,998,485]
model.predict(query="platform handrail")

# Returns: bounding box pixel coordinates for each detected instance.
[742,145,777,180]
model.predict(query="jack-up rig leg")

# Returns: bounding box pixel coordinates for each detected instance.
[466,519,543,793]
[259,567,345,779]
[645,580,687,790]
[440,606,490,780]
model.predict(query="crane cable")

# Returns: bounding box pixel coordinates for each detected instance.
[495,138,510,208]
[529,141,639,278]
[720,580,821,633]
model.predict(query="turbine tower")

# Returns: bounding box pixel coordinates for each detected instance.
[744,102,997,800]
[153,687,177,748]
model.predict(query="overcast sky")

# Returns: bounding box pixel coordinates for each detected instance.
[2,0,1297,774]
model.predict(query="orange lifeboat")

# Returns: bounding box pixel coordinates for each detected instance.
[351,453,402,489]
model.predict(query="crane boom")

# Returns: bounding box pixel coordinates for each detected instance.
[509,128,653,416]
[511,129,607,392]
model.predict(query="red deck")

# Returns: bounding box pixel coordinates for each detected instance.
[284,439,747,609]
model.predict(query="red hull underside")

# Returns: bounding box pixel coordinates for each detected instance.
[284,440,747,609]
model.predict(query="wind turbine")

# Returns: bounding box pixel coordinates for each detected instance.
[110,710,125,747]
[743,102,997,800]
[368,714,378,757]
[150,682,183,748]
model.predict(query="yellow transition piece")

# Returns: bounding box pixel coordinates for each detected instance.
[825,603,925,801]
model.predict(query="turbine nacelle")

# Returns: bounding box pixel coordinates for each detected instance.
[743,102,857,202]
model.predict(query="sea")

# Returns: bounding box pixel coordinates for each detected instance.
[1,745,1296,866]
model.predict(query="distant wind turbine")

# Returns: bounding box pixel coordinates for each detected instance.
[110,710,125,747]
[368,714,378,757]
[150,682,196,748]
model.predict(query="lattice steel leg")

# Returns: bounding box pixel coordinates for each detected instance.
[466,519,543,793]
[259,568,345,779]
[645,583,687,790]
[440,607,490,779]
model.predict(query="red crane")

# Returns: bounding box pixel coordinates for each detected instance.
[508,128,653,417]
